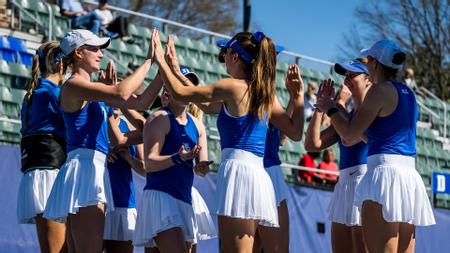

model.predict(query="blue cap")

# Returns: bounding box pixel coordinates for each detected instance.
[334,59,369,76]
[180,66,199,85]
[216,32,284,64]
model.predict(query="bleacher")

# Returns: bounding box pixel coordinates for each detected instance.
[1,1,449,208]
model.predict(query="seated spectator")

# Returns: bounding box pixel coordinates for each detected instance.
[304,81,317,121]
[404,67,418,90]
[297,151,321,184]
[95,0,134,43]
[60,0,102,34]
[317,149,338,185]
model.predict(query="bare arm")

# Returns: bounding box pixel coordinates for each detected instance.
[112,72,163,111]
[269,64,305,141]
[316,82,384,140]
[143,111,200,172]
[121,109,146,133]
[64,59,152,105]
[304,111,339,151]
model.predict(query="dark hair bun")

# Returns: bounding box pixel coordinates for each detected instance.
[392,52,406,65]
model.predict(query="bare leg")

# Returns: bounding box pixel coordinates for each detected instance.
[154,227,188,253]
[256,200,289,253]
[104,240,133,253]
[145,247,160,253]
[218,215,258,253]
[68,204,105,253]
[331,222,353,253]
[351,226,367,253]
[252,230,262,253]
[35,213,67,253]
[397,223,415,253]
[361,201,399,253]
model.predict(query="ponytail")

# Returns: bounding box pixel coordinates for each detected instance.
[26,41,63,101]
[230,32,277,121]
[27,54,40,102]
[248,36,276,121]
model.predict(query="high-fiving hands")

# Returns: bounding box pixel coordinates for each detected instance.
[285,64,304,97]
[315,79,337,113]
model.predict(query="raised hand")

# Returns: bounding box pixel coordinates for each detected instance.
[179,144,201,161]
[151,28,165,64]
[316,79,337,113]
[165,35,181,74]
[335,84,352,107]
[285,64,304,97]
[194,160,214,177]
[98,60,117,86]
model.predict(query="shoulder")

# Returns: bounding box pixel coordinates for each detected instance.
[145,109,169,129]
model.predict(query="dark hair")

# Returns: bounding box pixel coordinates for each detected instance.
[27,41,65,101]
[380,52,407,79]
[229,32,277,121]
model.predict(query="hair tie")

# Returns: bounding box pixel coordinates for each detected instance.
[54,47,65,62]
[251,32,265,44]
[36,49,47,73]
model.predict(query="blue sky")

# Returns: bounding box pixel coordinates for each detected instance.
[243,0,362,65]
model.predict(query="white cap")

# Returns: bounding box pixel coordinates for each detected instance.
[367,39,405,69]
[60,29,110,56]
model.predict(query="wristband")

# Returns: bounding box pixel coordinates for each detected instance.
[326,107,339,117]
[171,152,184,165]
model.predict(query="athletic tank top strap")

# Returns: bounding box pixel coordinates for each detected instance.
[144,107,199,204]
[366,81,417,156]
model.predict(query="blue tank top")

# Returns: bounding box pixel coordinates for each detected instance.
[107,119,137,208]
[145,108,199,204]
[264,123,281,167]
[217,104,268,157]
[63,100,112,155]
[338,139,368,170]
[20,78,65,138]
[366,82,417,156]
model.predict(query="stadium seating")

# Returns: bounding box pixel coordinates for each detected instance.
[1,1,449,208]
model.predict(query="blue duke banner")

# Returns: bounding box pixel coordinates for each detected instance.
[432,172,450,194]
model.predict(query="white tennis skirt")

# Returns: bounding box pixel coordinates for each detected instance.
[104,207,137,241]
[327,164,367,226]
[354,154,436,226]
[16,169,59,224]
[215,148,279,227]
[191,187,216,243]
[43,148,115,223]
[133,190,196,248]
[265,164,289,206]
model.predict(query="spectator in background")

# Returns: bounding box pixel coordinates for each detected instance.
[60,0,102,34]
[318,148,338,185]
[304,81,318,121]
[404,67,417,90]
[95,0,134,44]
[297,151,321,184]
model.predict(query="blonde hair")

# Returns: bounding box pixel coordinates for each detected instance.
[27,41,66,101]
[232,32,277,121]
[187,103,203,121]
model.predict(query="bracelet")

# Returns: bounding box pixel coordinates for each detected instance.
[326,107,339,117]
[171,152,184,165]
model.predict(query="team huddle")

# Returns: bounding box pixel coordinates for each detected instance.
[16,28,435,253]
